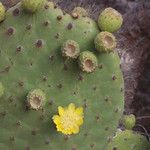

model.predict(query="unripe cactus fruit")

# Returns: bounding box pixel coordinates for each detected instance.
[0,82,4,97]
[26,89,46,110]
[0,2,5,22]
[98,8,123,33]
[72,7,88,16]
[106,129,150,150]
[61,40,80,59]
[94,31,116,53]
[122,114,136,129]
[21,0,44,13]
[78,51,98,73]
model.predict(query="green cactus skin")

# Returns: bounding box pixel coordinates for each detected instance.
[105,129,150,150]
[21,0,44,13]
[0,2,5,22]
[0,82,4,97]
[0,1,125,150]
[72,7,88,16]
[94,31,116,53]
[98,8,123,33]
[78,51,98,73]
[122,114,136,130]
[26,89,46,110]
[61,40,80,59]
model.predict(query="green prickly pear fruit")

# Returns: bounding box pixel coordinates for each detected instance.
[72,7,88,16]
[0,82,4,97]
[106,129,150,150]
[122,114,136,129]
[94,31,116,53]
[78,51,98,73]
[61,40,80,59]
[26,89,46,110]
[98,8,123,33]
[21,0,44,13]
[0,2,5,22]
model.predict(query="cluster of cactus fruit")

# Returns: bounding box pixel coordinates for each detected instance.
[0,0,149,149]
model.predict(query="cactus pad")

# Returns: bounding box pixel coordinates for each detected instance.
[98,8,123,33]
[0,2,5,22]
[0,82,4,97]
[72,7,88,16]
[21,0,44,13]
[0,1,125,150]
[105,129,150,150]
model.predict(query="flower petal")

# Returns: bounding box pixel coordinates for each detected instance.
[75,107,83,116]
[77,117,83,126]
[52,115,60,124]
[73,126,79,134]
[58,106,65,116]
[68,103,75,112]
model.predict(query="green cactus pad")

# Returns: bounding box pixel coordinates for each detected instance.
[21,0,44,13]
[78,51,98,73]
[26,89,46,110]
[0,1,124,150]
[122,114,136,129]
[72,7,88,16]
[61,40,80,59]
[98,8,123,33]
[0,2,5,22]
[94,31,116,53]
[105,129,150,150]
[0,82,4,97]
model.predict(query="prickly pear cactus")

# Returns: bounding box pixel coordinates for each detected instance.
[0,1,125,150]
[106,129,150,150]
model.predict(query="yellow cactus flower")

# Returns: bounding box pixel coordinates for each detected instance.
[52,103,84,135]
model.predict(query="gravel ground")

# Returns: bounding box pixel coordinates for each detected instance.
[1,0,150,140]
